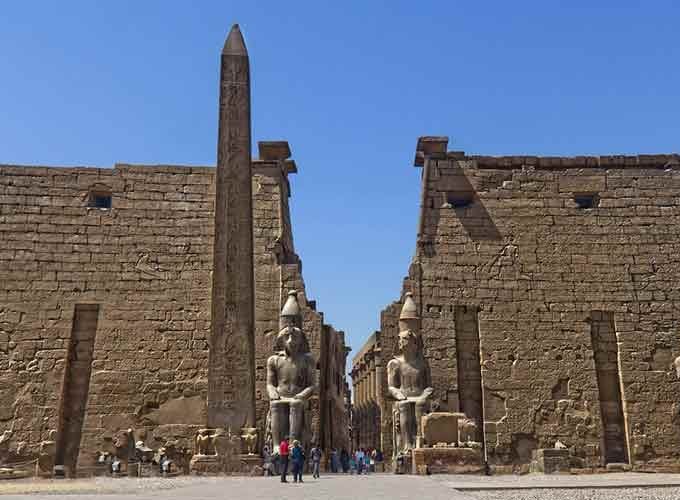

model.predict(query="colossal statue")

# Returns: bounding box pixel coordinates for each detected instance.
[266,290,316,454]
[387,292,433,455]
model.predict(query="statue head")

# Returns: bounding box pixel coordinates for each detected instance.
[674,356,680,379]
[276,290,310,355]
[397,329,419,357]
[397,293,423,358]
[275,326,310,356]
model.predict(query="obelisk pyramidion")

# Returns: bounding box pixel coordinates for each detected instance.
[207,24,256,431]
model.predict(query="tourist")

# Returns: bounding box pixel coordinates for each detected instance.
[375,448,384,472]
[340,448,350,473]
[355,448,365,475]
[263,445,273,476]
[291,440,305,483]
[330,448,339,473]
[279,437,290,483]
[349,454,356,474]
[364,449,371,474]
[310,444,322,478]
[369,448,376,473]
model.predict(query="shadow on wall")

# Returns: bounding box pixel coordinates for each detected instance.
[428,165,502,244]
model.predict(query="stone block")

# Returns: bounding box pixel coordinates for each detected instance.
[531,448,571,474]
[421,412,460,446]
[412,447,484,475]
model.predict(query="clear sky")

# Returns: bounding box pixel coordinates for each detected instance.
[1,1,679,360]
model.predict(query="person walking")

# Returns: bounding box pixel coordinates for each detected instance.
[291,440,305,483]
[375,448,384,473]
[310,444,322,479]
[340,448,349,473]
[330,448,339,473]
[279,438,290,483]
[355,448,365,475]
[263,445,273,476]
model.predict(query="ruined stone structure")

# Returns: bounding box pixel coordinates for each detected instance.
[359,136,680,472]
[0,25,349,477]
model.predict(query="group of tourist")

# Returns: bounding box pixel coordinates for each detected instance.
[349,448,383,474]
[263,440,384,482]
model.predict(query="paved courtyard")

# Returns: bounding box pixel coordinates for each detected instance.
[0,474,679,500]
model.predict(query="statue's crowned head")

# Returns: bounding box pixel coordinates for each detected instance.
[276,290,310,355]
[397,292,422,357]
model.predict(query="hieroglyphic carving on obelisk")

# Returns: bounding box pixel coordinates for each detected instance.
[207,24,256,431]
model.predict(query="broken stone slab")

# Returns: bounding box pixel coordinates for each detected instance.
[421,412,460,447]
[413,447,484,475]
[531,448,571,474]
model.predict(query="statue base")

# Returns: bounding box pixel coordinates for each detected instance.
[233,454,264,476]
[189,453,263,476]
[0,467,31,480]
[531,449,570,474]
[189,454,222,475]
[412,447,484,475]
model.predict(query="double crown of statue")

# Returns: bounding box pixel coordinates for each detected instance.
[280,290,302,328]
[399,292,421,333]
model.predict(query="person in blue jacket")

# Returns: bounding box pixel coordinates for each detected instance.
[291,440,306,483]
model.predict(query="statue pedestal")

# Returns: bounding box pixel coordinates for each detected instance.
[233,454,264,476]
[189,454,222,475]
[531,449,570,474]
[189,453,263,476]
[412,447,484,475]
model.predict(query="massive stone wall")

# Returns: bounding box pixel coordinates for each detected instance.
[0,164,214,474]
[0,152,349,474]
[376,138,680,471]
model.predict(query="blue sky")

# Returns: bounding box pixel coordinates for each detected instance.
[1,1,679,359]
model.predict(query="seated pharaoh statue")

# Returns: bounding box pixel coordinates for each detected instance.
[266,290,316,454]
[388,292,434,456]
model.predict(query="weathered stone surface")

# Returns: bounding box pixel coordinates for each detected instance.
[355,138,680,472]
[531,448,571,474]
[422,412,460,446]
[412,447,483,475]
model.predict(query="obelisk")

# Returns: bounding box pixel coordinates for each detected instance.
[207,24,256,432]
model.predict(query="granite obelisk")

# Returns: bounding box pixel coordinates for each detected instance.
[207,24,256,431]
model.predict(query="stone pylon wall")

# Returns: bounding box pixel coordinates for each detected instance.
[378,145,680,470]
[0,164,216,472]
[0,157,350,473]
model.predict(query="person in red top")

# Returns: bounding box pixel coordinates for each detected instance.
[279,438,290,483]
